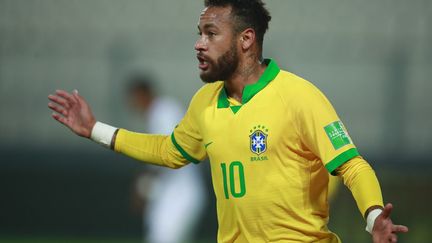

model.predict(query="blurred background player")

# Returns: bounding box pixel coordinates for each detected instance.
[127,74,206,243]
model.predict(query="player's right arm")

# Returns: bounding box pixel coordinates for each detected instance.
[47,89,196,168]
[113,129,188,168]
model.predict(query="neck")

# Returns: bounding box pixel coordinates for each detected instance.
[224,57,266,103]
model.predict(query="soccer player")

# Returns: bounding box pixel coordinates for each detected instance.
[48,0,408,242]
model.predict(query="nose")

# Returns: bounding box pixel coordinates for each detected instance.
[194,36,207,52]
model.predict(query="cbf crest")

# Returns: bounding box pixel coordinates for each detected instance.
[249,125,269,155]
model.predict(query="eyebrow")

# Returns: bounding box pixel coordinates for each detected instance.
[198,23,218,31]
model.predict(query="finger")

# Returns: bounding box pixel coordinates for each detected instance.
[55,89,77,104]
[52,112,70,127]
[389,233,397,242]
[72,89,83,103]
[392,224,409,233]
[48,94,70,108]
[72,89,88,105]
[381,203,393,219]
[48,102,68,116]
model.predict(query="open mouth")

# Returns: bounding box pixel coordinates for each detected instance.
[197,55,209,70]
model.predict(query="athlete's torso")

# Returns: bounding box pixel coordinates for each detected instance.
[173,59,356,242]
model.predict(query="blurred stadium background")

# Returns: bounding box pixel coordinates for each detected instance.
[1,0,431,242]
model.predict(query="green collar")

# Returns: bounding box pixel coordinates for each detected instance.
[217,58,280,113]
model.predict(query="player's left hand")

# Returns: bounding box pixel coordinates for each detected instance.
[372,203,408,243]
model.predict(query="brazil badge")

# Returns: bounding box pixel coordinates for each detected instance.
[249,125,268,155]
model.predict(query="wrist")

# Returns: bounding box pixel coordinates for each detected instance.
[90,121,118,148]
[365,208,383,234]
[85,119,96,138]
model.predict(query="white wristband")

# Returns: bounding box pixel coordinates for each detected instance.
[90,121,118,148]
[365,208,383,234]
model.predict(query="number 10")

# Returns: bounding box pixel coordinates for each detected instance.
[221,161,246,199]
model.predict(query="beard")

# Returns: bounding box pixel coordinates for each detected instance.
[200,42,239,83]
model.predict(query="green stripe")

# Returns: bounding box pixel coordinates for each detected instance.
[217,86,230,108]
[217,58,280,114]
[230,106,241,114]
[242,58,280,104]
[325,148,360,175]
[170,133,200,164]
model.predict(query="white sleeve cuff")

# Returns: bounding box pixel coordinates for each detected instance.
[365,208,383,234]
[90,121,118,148]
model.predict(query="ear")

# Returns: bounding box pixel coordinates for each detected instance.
[239,28,256,51]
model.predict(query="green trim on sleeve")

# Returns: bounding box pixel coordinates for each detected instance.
[325,148,360,175]
[170,133,201,164]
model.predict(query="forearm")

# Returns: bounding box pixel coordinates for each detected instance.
[334,156,384,218]
[90,122,188,168]
[113,128,188,169]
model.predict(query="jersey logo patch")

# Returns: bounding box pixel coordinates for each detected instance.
[249,125,268,155]
[324,121,353,150]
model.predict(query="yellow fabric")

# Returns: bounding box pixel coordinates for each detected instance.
[327,175,341,202]
[114,130,189,169]
[113,60,382,242]
[335,156,384,217]
[171,67,357,242]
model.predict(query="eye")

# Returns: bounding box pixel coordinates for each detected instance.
[208,32,216,37]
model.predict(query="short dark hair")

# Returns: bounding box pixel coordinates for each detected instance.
[204,0,271,48]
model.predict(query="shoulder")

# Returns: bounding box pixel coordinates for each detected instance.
[269,70,336,118]
[272,70,329,104]
[180,81,223,128]
[192,81,223,99]
[189,81,223,108]
[273,70,321,93]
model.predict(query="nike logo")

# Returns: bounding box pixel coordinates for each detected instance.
[204,141,213,149]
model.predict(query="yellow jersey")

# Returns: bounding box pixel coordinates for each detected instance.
[170,59,359,242]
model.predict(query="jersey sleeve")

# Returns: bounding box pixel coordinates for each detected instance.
[295,82,360,174]
[114,130,189,169]
[170,90,208,164]
[335,156,384,217]
[115,89,208,167]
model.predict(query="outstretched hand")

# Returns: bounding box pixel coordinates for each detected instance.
[48,89,96,138]
[372,203,408,243]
